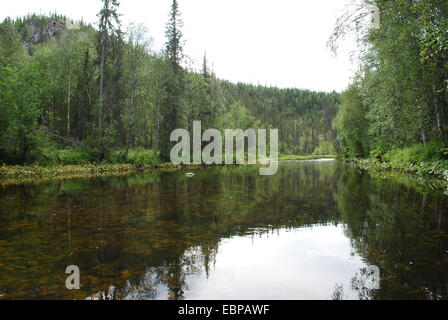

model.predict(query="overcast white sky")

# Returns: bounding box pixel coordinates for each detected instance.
[1,0,357,92]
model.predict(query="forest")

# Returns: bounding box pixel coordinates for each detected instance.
[1,0,447,171]
[331,0,448,166]
[0,0,340,167]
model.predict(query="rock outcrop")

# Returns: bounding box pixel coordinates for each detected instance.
[26,18,66,45]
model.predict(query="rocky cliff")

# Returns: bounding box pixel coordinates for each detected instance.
[24,18,67,49]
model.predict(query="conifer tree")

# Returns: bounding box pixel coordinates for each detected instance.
[97,0,121,131]
[160,0,185,161]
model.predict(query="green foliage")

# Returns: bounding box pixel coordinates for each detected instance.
[0,58,52,164]
[220,81,340,155]
[353,157,448,183]
[105,148,161,165]
[0,18,27,65]
[419,1,448,65]
[313,141,336,156]
[333,0,448,162]
[0,10,341,166]
[222,102,258,130]
[383,141,445,164]
[124,148,162,166]
[0,163,144,181]
[333,83,369,158]
[58,149,91,165]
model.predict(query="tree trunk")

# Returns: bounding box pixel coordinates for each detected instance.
[67,60,71,137]
[154,79,161,157]
[420,126,427,145]
[433,84,446,147]
[154,110,160,157]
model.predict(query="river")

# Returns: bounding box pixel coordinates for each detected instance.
[0,160,447,300]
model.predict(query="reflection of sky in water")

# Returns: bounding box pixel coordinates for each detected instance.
[126,224,367,300]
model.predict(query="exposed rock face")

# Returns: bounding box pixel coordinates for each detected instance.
[27,18,66,44]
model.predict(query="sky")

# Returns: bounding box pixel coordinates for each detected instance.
[1,0,358,92]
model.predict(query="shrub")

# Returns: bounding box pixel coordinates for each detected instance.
[58,149,91,165]
[313,141,336,155]
[124,148,162,166]
[105,149,127,164]
[383,141,444,164]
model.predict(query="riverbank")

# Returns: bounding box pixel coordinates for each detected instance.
[0,163,169,179]
[0,154,336,185]
[0,163,188,186]
[351,158,448,181]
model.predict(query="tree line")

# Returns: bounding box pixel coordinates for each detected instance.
[0,0,340,166]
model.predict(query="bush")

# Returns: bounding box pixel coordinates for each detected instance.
[104,148,162,166]
[313,141,336,155]
[58,149,91,165]
[383,141,444,164]
[34,144,59,166]
[126,148,162,166]
[25,134,59,166]
[105,149,127,164]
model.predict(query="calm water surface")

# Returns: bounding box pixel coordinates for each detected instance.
[0,160,447,300]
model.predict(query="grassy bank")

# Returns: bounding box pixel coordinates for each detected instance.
[0,163,186,185]
[0,151,337,183]
[0,163,178,179]
[347,143,448,181]
[0,148,167,182]
[351,158,448,180]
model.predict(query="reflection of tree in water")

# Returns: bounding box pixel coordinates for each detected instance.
[336,168,448,300]
[87,245,218,300]
[331,283,344,300]
[79,164,448,301]
[0,161,364,300]
[87,269,162,300]
[77,162,340,300]
[350,268,376,300]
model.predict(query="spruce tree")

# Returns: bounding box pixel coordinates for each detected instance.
[97,0,121,132]
[160,0,185,161]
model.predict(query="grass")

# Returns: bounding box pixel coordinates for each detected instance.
[351,157,448,196]
[0,162,187,187]
[0,163,148,179]
[381,141,447,164]
[106,148,163,166]
[346,143,448,196]
[341,142,447,182]
[352,158,448,180]
[0,149,338,184]
[25,147,165,167]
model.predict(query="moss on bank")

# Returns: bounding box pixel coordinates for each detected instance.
[0,155,338,186]
[0,163,188,186]
[349,158,448,196]
[351,158,448,180]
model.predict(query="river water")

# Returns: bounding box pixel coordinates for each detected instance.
[0,160,447,299]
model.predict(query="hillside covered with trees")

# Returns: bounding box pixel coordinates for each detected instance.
[0,0,340,166]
